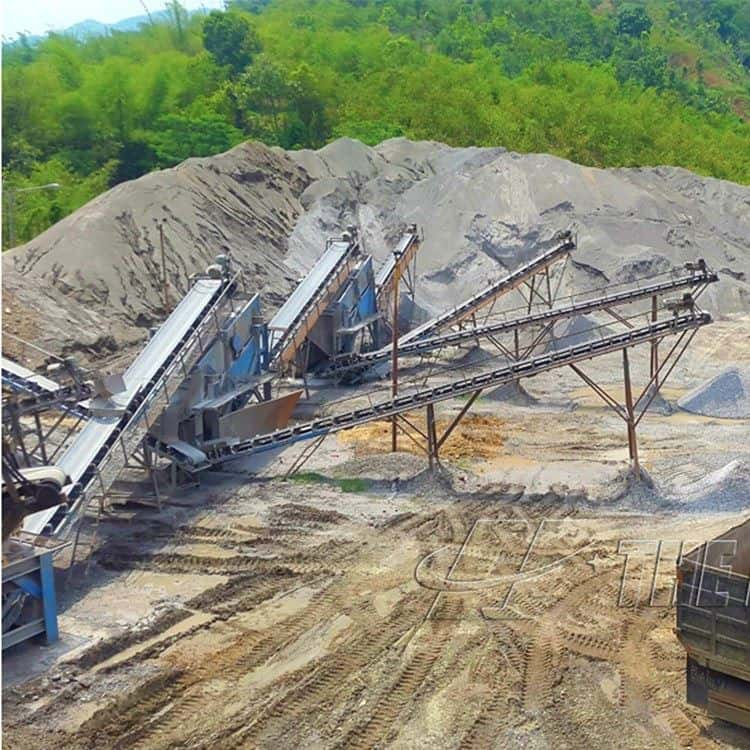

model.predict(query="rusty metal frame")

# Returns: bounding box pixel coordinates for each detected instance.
[567,323,701,478]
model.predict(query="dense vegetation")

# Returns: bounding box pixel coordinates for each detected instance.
[3,0,750,247]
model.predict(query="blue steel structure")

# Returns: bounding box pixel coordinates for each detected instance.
[2,541,63,650]
[304,255,380,369]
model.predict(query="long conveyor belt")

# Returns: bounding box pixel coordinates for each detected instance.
[320,268,718,378]
[396,233,575,346]
[23,275,233,537]
[267,239,359,367]
[1,357,61,395]
[375,230,420,303]
[198,312,710,464]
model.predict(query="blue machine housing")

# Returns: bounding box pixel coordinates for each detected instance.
[305,256,380,369]
[150,293,270,447]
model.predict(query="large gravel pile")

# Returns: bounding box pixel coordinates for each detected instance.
[677,366,750,418]
[3,137,749,363]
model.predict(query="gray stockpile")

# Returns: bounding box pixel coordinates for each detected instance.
[3,137,749,363]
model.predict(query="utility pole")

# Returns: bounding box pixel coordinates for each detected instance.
[391,250,402,452]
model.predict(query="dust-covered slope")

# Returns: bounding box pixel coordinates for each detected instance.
[3,137,749,364]
[2,142,309,363]
[284,138,750,321]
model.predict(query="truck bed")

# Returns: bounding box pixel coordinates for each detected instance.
[676,519,750,728]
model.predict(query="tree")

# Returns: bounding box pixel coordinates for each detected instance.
[166,1,189,50]
[146,113,243,166]
[616,4,652,37]
[236,56,289,139]
[226,0,272,13]
[286,64,330,148]
[202,11,261,76]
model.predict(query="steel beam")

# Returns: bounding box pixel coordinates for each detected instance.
[622,347,640,478]
[437,390,483,450]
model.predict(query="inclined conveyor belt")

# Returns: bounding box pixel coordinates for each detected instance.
[375,231,419,299]
[1,357,91,419]
[22,278,224,536]
[267,240,357,366]
[200,312,710,463]
[396,234,574,346]
[320,269,718,378]
[1,357,61,394]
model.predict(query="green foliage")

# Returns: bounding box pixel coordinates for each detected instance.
[147,113,244,166]
[202,10,261,75]
[287,472,368,492]
[616,4,653,37]
[2,0,749,248]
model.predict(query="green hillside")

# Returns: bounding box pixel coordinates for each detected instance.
[3,0,749,247]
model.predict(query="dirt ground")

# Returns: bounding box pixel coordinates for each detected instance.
[2,320,750,750]
[339,413,504,460]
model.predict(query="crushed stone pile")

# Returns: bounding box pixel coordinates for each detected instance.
[3,137,749,364]
[484,381,538,406]
[675,459,750,510]
[677,367,750,419]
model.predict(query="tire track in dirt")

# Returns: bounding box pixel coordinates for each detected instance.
[94,580,374,750]
[522,569,618,712]
[458,627,524,749]
[618,608,718,749]
[218,595,437,748]
[336,597,464,750]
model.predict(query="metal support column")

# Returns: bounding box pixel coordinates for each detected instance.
[426,403,438,469]
[391,252,401,452]
[622,347,640,479]
[650,295,659,391]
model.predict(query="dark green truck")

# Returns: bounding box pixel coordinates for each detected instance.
[676,518,750,729]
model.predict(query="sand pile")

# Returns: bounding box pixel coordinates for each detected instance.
[3,137,749,363]
[677,367,750,418]
[2,143,308,363]
[484,381,538,406]
[676,459,750,510]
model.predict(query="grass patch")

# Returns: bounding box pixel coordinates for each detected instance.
[288,472,369,493]
[289,472,327,484]
[336,478,369,493]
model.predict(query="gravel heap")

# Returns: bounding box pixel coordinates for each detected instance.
[3,137,749,364]
[677,366,750,419]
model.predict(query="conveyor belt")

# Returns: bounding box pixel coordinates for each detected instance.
[23,276,231,537]
[320,269,718,378]
[267,239,358,367]
[375,230,420,303]
[1,357,60,394]
[396,233,574,346]
[201,312,710,464]
[2,358,91,419]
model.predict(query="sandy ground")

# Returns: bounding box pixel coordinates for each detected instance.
[3,318,750,750]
